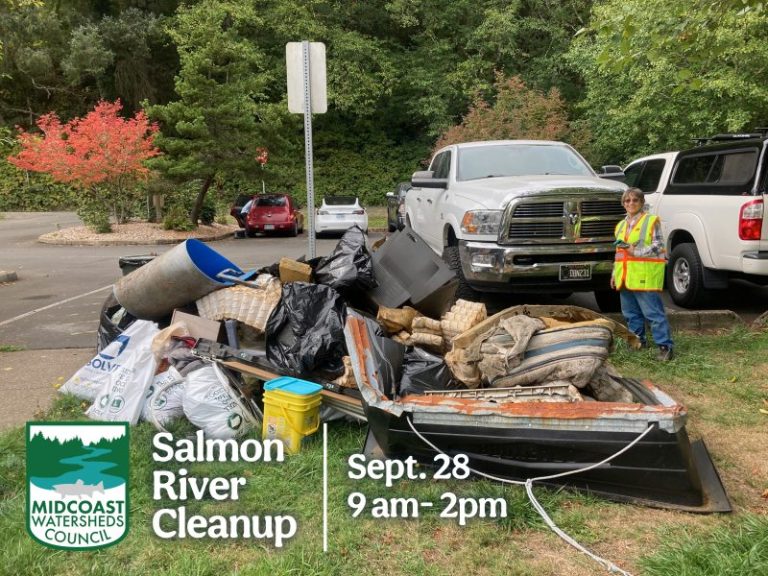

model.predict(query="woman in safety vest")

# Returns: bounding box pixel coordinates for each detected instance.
[611,187,674,361]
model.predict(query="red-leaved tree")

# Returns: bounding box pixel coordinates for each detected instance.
[8,100,160,231]
[434,74,590,155]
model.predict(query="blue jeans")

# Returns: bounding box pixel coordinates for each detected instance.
[619,290,673,348]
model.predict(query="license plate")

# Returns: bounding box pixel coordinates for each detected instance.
[264,224,275,230]
[559,263,592,281]
[336,214,345,220]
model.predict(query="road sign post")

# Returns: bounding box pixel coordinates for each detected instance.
[286,41,326,259]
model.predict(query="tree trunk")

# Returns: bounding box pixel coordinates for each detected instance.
[190,175,214,227]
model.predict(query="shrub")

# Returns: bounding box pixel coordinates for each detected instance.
[163,204,194,231]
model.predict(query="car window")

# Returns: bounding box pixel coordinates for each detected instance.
[324,196,357,205]
[623,162,644,188]
[435,151,451,179]
[255,196,287,207]
[233,194,252,207]
[637,159,666,192]
[669,147,759,195]
[457,144,593,181]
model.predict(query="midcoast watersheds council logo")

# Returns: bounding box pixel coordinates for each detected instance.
[26,422,129,550]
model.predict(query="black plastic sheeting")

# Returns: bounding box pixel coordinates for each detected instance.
[314,225,377,293]
[266,282,348,376]
[398,347,466,397]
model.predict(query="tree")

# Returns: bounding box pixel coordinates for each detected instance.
[569,0,768,164]
[7,99,159,230]
[146,0,289,226]
[434,74,587,153]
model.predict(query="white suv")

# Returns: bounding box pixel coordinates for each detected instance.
[624,135,768,307]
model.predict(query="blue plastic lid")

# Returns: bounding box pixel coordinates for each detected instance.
[264,376,323,395]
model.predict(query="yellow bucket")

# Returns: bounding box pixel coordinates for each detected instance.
[262,377,322,454]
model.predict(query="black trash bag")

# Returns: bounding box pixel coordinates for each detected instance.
[314,225,377,292]
[356,314,405,399]
[266,282,348,376]
[398,347,466,397]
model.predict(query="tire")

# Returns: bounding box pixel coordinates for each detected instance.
[668,242,708,307]
[289,222,298,237]
[594,289,621,313]
[245,226,256,238]
[442,245,480,302]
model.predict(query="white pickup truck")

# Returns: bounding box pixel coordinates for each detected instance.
[405,140,626,311]
[624,133,768,307]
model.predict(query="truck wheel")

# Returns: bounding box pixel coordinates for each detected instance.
[594,289,621,313]
[668,243,708,307]
[442,245,480,302]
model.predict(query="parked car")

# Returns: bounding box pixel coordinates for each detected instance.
[315,196,368,235]
[623,132,768,307]
[245,194,304,237]
[386,182,411,232]
[230,193,254,228]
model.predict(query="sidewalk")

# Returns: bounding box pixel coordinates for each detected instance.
[0,348,93,429]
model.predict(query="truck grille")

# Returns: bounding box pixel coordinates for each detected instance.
[503,196,623,243]
[509,222,564,237]
[581,200,624,216]
[513,202,564,217]
[581,220,618,236]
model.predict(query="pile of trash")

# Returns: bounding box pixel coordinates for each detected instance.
[61,225,636,439]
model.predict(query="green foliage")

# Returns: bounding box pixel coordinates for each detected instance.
[162,204,194,231]
[640,515,768,576]
[76,196,112,233]
[569,0,768,164]
[199,192,216,225]
[146,0,287,225]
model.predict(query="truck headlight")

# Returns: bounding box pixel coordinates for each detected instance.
[461,210,502,235]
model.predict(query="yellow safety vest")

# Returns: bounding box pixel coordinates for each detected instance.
[612,213,666,291]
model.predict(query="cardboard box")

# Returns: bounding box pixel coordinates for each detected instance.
[279,258,312,283]
[171,309,221,341]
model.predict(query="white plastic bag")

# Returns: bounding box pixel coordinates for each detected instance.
[82,320,160,424]
[140,367,186,431]
[182,363,258,439]
[61,320,159,402]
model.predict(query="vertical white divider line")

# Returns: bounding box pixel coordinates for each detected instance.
[323,422,328,552]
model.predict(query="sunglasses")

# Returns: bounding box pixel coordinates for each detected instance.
[623,198,642,204]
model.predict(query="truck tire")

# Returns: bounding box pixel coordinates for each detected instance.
[668,243,708,307]
[594,289,621,312]
[442,245,480,302]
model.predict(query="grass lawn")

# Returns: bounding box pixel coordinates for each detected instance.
[1,328,766,575]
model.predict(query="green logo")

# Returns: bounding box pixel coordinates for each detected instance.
[26,422,130,550]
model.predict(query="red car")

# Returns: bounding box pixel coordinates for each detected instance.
[244,194,304,237]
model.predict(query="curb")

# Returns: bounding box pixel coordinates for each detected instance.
[37,228,238,246]
[0,270,18,283]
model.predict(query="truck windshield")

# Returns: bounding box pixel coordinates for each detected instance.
[457,144,594,181]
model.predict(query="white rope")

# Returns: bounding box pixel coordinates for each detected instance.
[405,416,657,576]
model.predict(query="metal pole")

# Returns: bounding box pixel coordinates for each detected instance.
[302,40,316,259]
